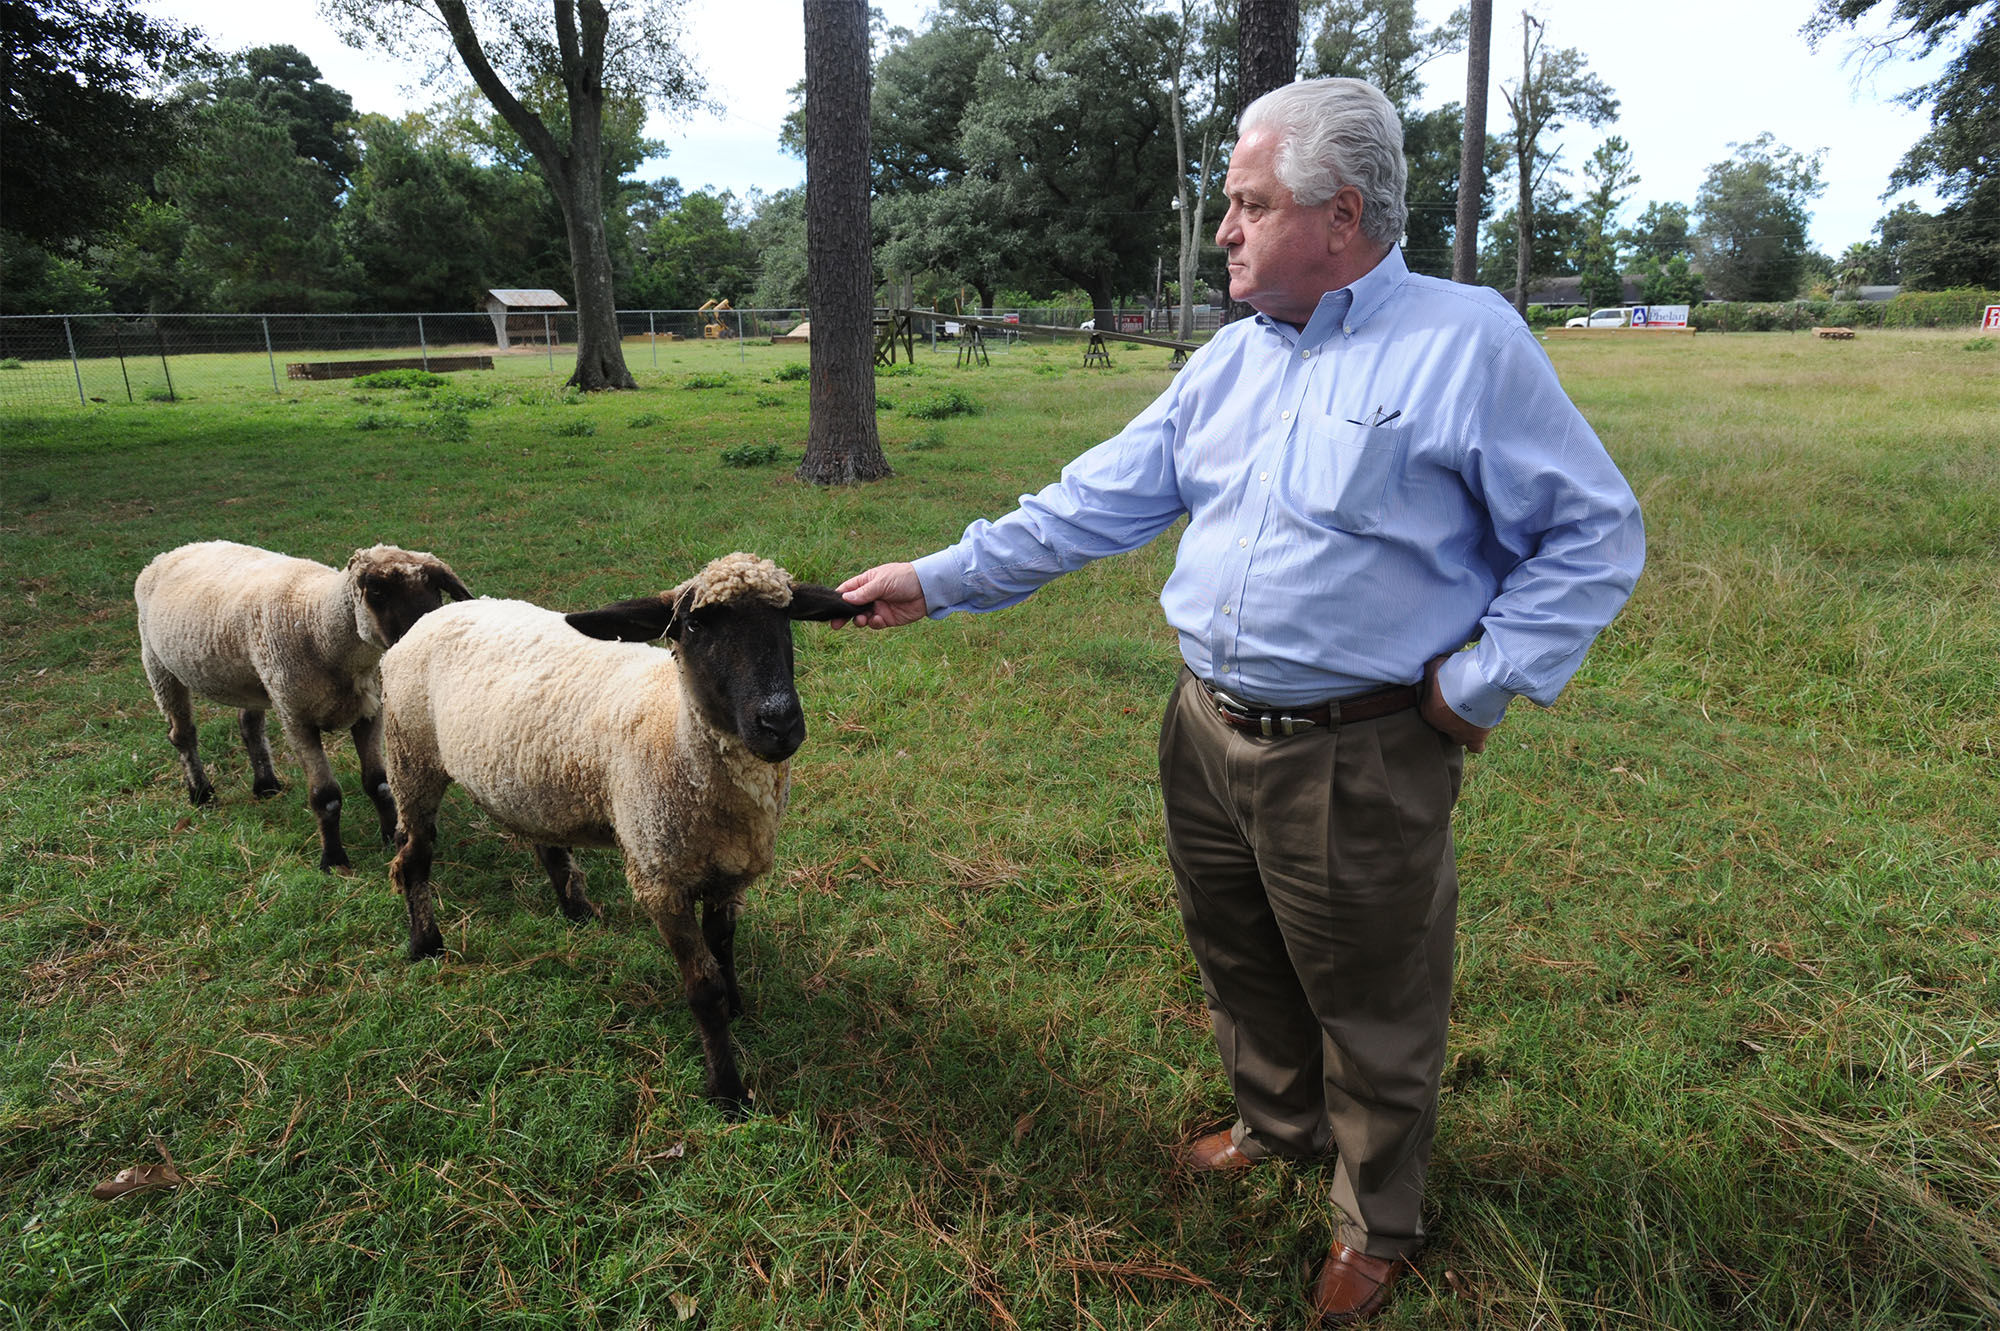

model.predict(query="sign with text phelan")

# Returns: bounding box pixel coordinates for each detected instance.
[1984,304,2000,330]
[1630,304,1690,328]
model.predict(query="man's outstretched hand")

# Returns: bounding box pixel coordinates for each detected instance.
[833,562,929,630]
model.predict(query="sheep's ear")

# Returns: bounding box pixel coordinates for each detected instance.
[566,597,674,643]
[421,558,472,602]
[786,583,857,622]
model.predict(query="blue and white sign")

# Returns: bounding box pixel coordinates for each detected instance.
[1631,304,1689,328]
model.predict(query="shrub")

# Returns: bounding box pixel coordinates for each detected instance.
[907,426,946,452]
[350,368,449,390]
[906,388,979,420]
[0,358,23,370]
[351,412,403,431]
[627,412,664,429]
[720,441,785,468]
[1882,288,2000,329]
[876,397,895,412]
[552,418,597,438]
[773,362,810,382]
[753,393,786,407]
[1965,337,1997,352]
[682,374,732,390]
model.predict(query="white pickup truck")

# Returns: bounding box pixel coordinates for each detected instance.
[1565,307,1633,329]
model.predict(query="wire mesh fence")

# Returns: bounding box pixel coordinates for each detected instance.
[0,303,1211,410]
[0,309,824,409]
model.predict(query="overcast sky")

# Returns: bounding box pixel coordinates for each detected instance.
[146,0,1948,255]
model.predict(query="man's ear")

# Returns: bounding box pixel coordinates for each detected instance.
[1326,183,1366,254]
[566,596,674,642]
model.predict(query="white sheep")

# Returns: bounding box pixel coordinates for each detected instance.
[380,552,851,1115]
[135,540,471,871]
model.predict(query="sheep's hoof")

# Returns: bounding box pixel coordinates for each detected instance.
[187,782,214,807]
[319,849,352,874]
[713,1091,751,1122]
[408,928,445,961]
[252,779,283,800]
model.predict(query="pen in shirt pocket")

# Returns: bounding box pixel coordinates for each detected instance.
[1345,405,1403,428]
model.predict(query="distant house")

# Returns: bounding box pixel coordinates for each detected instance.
[1501,274,1647,308]
[1853,285,1902,302]
[485,289,569,349]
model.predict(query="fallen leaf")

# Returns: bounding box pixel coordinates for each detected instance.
[91,1163,184,1201]
[671,1291,699,1320]
[1012,1112,1036,1145]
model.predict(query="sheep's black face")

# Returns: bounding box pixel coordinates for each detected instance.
[358,570,449,648]
[676,604,807,762]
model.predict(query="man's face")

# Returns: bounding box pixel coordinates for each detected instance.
[1214,129,1358,327]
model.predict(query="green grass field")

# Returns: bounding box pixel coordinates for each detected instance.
[4,329,1999,1328]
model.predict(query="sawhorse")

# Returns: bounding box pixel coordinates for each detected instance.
[1082,332,1111,367]
[955,325,990,367]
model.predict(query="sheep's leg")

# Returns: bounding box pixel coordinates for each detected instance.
[390,797,444,960]
[238,709,282,799]
[350,714,397,848]
[645,896,748,1117]
[534,845,602,924]
[142,651,212,806]
[277,713,348,873]
[700,893,745,1019]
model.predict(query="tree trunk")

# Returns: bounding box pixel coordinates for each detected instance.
[1230,0,1298,324]
[560,104,637,390]
[798,0,889,486]
[1512,19,1533,318]
[1236,0,1299,114]
[1452,0,1491,285]
[429,0,635,391]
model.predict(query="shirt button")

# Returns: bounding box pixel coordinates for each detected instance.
[1301,350,1311,359]
[1281,410,1292,421]
[1223,606,1232,616]
[1238,538,1247,548]
[1260,472,1269,482]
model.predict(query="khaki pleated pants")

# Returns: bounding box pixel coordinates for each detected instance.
[1159,668,1463,1260]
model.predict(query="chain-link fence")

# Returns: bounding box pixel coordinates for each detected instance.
[0,303,1213,409]
[0,308,827,409]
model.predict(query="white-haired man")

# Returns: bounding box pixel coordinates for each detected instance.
[836,77,1643,1323]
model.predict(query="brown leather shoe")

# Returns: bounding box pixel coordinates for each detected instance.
[1310,1242,1406,1325]
[1176,1129,1259,1173]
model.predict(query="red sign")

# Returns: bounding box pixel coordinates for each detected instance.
[1984,304,2000,330]
[1118,313,1145,332]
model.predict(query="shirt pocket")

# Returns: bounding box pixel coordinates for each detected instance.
[1285,421,1406,534]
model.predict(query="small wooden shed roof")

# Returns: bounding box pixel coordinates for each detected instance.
[485,288,568,309]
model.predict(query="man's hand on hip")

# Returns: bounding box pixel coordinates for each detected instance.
[1421,653,1495,753]
[833,562,929,629]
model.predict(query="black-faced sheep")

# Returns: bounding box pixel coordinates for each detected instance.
[134,540,472,871]
[380,553,851,1116]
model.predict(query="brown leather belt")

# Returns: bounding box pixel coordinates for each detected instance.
[1200,679,1422,737]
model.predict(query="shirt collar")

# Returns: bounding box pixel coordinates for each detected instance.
[1256,246,1410,346]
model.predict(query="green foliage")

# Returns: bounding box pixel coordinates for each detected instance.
[905,388,979,420]
[681,374,732,390]
[0,358,23,370]
[1694,133,1826,301]
[349,410,403,429]
[718,440,785,467]
[1963,336,1997,350]
[0,0,202,247]
[772,361,810,382]
[349,368,450,390]
[752,392,786,407]
[550,418,597,437]
[626,411,664,428]
[1686,299,1885,332]
[907,425,946,451]
[1880,287,2000,327]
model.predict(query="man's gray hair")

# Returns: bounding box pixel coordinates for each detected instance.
[1238,78,1408,249]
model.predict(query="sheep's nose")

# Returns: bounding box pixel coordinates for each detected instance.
[750,700,806,759]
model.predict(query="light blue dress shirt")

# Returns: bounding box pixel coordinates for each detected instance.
[911,248,1645,728]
